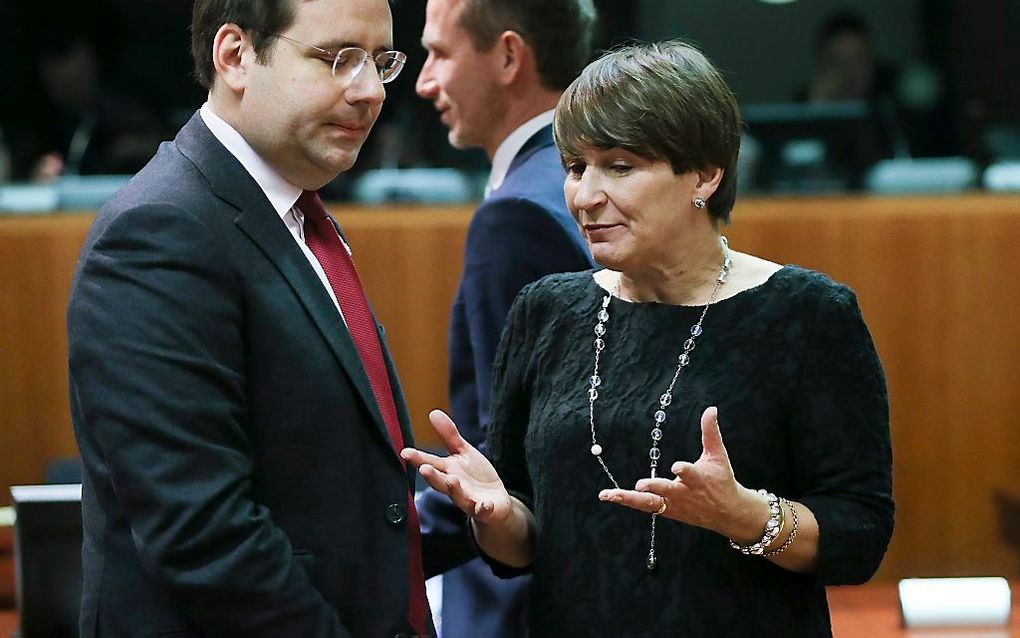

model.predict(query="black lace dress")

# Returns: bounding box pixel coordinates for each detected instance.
[481,266,893,637]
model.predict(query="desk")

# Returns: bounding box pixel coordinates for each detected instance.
[0,585,1016,637]
[0,611,14,638]
[0,528,13,608]
[828,583,1020,637]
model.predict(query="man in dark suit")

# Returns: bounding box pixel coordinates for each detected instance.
[67,1,435,636]
[414,1,596,635]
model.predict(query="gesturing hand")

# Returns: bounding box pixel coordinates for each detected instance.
[401,410,514,525]
[597,406,762,537]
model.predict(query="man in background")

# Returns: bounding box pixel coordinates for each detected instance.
[805,10,954,158]
[15,34,171,181]
[805,11,889,104]
[415,0,596,635]
[68,0,434,635]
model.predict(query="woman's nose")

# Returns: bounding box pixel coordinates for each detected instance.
[571,171,607,212]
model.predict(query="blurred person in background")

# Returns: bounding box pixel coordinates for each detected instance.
[414,0,596,635]
[16,34,170,181]
[804,10,955,158]
[805,11,896,105]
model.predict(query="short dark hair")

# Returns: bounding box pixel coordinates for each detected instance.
[554,40,742,224]
[456,0,597,91]
[816,11,871,52]
[190,0,297,90]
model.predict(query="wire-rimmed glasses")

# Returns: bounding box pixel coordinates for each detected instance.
[271,33,407,84]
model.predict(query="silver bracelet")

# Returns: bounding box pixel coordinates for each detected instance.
[728,489,783,556]
[763,499,799,558]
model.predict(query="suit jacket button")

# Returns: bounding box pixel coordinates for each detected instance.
[385,502,405,525]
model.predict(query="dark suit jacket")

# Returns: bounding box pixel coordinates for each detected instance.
[68,112,435,638]
[416,125,593,638]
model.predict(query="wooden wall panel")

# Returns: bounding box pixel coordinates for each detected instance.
[1,194,1018,584]
[725,195,1020,581]
[0,214,93,500]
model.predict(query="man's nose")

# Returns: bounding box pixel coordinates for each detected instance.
[347,64,386,106]
[416,59,437,99]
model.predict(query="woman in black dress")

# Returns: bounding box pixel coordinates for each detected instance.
[403,40,893,636]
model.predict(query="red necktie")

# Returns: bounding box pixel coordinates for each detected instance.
[299,191,429,635]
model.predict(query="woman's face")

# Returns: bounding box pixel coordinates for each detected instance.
[563,147,704,272]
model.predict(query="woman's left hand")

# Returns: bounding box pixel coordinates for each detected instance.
[598,406,768,540]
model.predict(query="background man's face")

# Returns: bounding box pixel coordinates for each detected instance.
[416,0,506,152]
[818,32,874,101]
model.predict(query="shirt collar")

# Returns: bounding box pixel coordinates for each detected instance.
[200,103,302,219]
[486,109,555,196]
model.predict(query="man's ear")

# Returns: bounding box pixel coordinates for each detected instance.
[211,23,252,93]
[495,30,530,86]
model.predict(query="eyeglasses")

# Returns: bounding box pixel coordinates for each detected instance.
[271,34,407,84]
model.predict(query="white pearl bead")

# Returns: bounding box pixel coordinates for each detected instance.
[591,444,603,456]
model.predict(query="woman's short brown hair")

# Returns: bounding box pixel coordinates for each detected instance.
[554,40,742,224]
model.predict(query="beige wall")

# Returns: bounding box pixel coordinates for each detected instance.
[2,194,1019,582]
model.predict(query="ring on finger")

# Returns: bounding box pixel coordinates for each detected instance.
[654,496,667,516]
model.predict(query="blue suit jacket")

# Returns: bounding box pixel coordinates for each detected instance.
[417,125,593,637]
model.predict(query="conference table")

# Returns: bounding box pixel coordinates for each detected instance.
[827,583,1020,636]
[1,584,1017,637]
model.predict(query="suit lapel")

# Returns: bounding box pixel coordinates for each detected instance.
[506,124,555,176]
[174,112,395,455]
[234,211,392,444]
[379,328,419,484]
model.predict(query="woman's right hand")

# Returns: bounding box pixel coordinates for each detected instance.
[401,409,513,526]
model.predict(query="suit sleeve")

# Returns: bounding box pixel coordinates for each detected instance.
[68,203,352,637]
[462,198,589,439]
[789,286,894,585]
[418,199,589,576]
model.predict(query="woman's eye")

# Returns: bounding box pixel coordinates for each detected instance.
[566,162,586,176]
[610,164,632,174]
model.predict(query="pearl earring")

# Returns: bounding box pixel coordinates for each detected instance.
[693,197,706,209]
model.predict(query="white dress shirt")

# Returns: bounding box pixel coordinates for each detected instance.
[485,109,555,198]
[200,103,346,319]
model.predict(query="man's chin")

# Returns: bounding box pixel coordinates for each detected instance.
[447,129,475,151]
[304,149,360,184]
[332,141,365,166]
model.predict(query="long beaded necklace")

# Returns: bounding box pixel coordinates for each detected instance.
[587,236,731,570]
